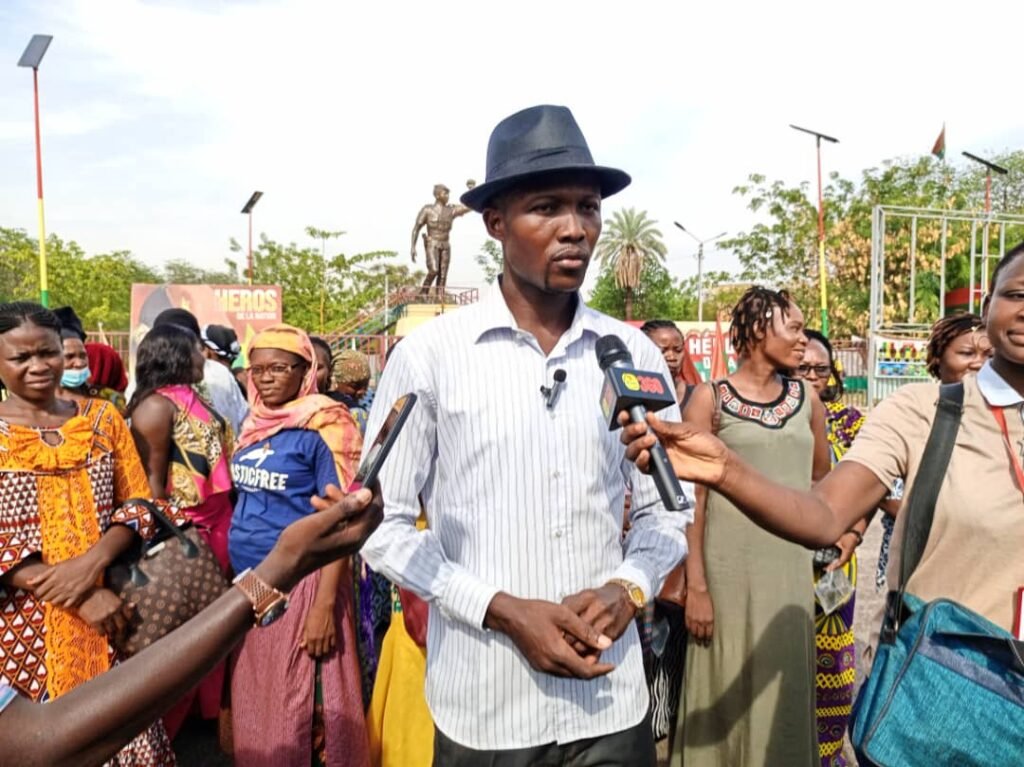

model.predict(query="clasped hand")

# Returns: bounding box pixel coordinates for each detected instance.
[485,585,636,680]
[28,550,106,608]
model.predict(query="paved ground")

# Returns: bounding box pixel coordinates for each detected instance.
[847,515,889,766]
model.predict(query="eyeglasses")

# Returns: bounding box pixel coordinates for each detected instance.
[795,364,831,378]
[250,362,304,378]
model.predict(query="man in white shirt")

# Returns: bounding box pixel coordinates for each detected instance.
[362,105,692,765]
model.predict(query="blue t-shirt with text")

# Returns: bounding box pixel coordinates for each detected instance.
[228,428,340,572]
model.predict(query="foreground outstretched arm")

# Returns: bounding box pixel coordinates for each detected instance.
[0,484,382,767]
[619,413,889,548]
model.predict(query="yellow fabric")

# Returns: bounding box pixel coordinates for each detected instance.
[367,610,433,767]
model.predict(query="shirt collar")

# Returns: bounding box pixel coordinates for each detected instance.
[976,360,1024,406]
[474,280,602,347]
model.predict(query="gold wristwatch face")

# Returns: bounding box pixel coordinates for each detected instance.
[625,584,645,610]
[609,579,645,611]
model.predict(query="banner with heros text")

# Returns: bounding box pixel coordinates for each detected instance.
[627,320,738,380]
[129,284,282,371]
[675,321,738,380]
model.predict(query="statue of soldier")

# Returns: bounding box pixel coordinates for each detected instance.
[410,181,474,297]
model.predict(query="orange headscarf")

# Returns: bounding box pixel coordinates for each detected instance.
[237,324,361,486]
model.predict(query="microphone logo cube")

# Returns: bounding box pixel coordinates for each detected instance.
[601,368,675,430]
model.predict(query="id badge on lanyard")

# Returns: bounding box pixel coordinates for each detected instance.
[988,405,1024,496]
[988,405,1024,640]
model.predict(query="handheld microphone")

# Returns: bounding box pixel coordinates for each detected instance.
[540,369,567,410]
[595,334,690,512]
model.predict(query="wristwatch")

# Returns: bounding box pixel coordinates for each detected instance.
[607,578,646,614]
[233,568,289,627]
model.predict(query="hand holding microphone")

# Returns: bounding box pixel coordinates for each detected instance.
[595,334,690,512]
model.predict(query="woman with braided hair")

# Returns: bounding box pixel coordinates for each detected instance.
[672,286,830,767]
[926,312,991,381]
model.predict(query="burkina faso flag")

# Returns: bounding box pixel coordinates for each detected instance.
[931,124,946,160]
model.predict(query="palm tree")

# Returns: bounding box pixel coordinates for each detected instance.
[596,208,668,320]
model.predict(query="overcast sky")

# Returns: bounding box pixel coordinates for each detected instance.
[2,0,1022,295]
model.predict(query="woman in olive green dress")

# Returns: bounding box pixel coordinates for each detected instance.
[673,287,831,767]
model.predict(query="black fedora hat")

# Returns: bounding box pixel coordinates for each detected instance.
[461,105,630,212]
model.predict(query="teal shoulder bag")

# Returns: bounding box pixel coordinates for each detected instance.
[850,382,1024,766]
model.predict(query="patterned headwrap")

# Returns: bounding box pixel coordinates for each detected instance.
[335,349,371,385]
[237,324,361,484]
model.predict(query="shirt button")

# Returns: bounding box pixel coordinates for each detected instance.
[553,530,563,538]
[552,470,561,479]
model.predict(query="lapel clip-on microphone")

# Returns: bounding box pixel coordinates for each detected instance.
[540,369,567,410]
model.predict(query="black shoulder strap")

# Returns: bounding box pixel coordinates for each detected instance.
[898,381,965,588]
[881,381,964,642]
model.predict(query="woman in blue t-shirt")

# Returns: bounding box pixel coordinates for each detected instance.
[228,324,368,767]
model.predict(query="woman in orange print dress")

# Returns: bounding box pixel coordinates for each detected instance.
[0,302,175,766]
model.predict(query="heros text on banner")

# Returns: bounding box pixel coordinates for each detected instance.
[677,322,738,379]
[129,284,283,370]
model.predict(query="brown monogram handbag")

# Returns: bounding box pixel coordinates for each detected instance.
[106,499,229,656]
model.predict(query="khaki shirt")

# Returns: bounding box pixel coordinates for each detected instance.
[844,366,1024,631]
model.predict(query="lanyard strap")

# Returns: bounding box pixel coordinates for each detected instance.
[989,405,1024,497]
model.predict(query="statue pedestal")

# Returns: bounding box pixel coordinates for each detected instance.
[394,302,464,337]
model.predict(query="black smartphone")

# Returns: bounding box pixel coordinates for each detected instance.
[813,545,841,569]
[348,393,417,491]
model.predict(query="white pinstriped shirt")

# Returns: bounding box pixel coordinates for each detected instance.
[361,286,692,750]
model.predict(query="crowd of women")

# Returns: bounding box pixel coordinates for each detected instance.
[0,240,1017,766]
[0,301,389,766]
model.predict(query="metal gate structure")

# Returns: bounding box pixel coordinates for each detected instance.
[868,205,1024,403]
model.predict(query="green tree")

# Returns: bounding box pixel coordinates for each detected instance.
[242,233,397,333]
[49,246,161,330]
[723,151,1024,336]
[0,228,40,302]
[474,239,503,284]
[588,260,689,321]
[0,228,160,330]
[163,258,239,285]
[596,208,668,320]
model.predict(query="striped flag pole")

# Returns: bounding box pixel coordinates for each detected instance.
[32,66,49,307]
[791,125,838,337]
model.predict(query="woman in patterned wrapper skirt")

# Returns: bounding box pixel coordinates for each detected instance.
[794,330,867,767]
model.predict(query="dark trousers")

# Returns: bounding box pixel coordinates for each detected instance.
[433,713,656,767]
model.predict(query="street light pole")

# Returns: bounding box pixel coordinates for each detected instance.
[674,222,727,323]
[962,151,1008,303]
[17,34,54,307]
[241,191,263,285]
[790,124,839,337]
